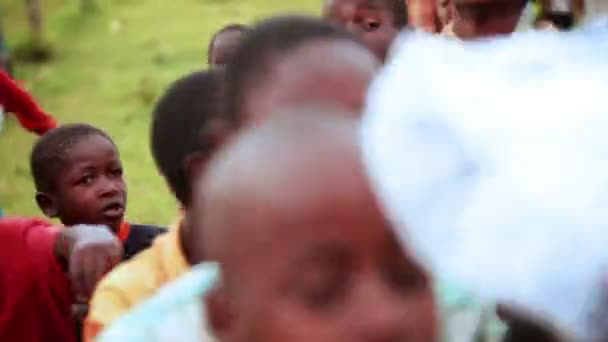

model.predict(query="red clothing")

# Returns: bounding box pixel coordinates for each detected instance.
[0,218,77,342]
[0,71,57,135]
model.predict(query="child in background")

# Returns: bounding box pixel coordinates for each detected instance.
[208,24,248,67]
[450,0,528,39]
[30,124,166,261]
[322,0,408,62]
[225,15,380,126]
[201,112,438,342]
[85,69,228,341]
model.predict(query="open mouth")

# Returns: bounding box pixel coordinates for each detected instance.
[103,202,125,219]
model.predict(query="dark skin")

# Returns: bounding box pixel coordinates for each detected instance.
[35,134,126,319]
[36,134,127,234]
[497,304,565,342]
[243,40,379,125]
[200,113,438,342]
[322,0,401,62]
[452,0,527,39]
[54,224,122,303]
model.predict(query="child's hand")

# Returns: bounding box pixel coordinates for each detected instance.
[57,225,123,302]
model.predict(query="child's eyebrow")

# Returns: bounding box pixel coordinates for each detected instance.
[293,241,353,268]
[358,0,383,10]
[69,164,98,174]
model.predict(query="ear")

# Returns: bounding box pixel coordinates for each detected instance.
[35,192,59,218]
[184,118,233,183]
[204,285,236,339]
[184,151,208,187]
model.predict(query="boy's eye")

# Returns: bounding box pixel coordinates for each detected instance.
[78,175,94,186]
[362,19,381,32]
[386,265,429,293]
[110,167,123,177]
[301,277,346,310]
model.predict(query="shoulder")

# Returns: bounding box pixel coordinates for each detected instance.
[88,243,164,327]
[0,217,58,259]
[123,224,168,260]
[98,263,219,342]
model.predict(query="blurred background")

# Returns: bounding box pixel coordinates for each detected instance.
[0,0,322,225]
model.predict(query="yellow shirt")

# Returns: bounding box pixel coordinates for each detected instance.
[84,226,189,341]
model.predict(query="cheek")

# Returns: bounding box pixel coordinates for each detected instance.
[407,290,439,337]
[251,299,347,342]
[364,30,398,61]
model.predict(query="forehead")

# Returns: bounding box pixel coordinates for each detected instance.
[454,0,518,4]
[325,0,386,11]
[62,134,119,167]
[244,40,378,122]
[221,143,390,257]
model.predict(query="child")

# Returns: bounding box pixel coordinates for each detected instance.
[450,0,528,39]
[30,123,166,260]
[200,112,438,341]
[322,0,408,62]
[208,24,248,67]
[85,69,228,340]
[225,16,380,126]
[0,218,122,342]
[98,109,439,342]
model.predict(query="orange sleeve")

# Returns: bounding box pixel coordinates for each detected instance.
[84,245,161,340]
[83,318,104,342]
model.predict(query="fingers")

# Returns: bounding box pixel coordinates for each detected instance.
[69,248,88,303]
[70,244,122,302]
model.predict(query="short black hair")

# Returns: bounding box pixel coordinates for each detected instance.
[151,68,226,205]
[30,124,114,193]
[224,15,363,125]
[207,24,249,65]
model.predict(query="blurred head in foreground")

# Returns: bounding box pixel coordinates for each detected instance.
[451,0,527,39]
[197,110,438,342]
[208,24,249,67]
[225,15,380,126]
[321,0,408,62]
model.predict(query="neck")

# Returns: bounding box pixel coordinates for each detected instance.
[179,212,197,266]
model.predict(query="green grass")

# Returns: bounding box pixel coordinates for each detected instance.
[0,0,321,225]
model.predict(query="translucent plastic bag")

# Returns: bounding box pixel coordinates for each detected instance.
[362,27,608,341]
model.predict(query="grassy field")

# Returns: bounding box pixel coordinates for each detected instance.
[0,0,321,225]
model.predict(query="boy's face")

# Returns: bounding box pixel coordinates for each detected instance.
[48,134,126,232]
[210,29,245,67]
[243,40,379,124]
[205,135,437,342]
[323,0,401,62]
[452,0,526,39]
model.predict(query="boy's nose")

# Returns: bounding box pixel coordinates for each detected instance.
[99,177,122,197]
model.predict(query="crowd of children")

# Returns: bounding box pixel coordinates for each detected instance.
[0,0,602,341]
